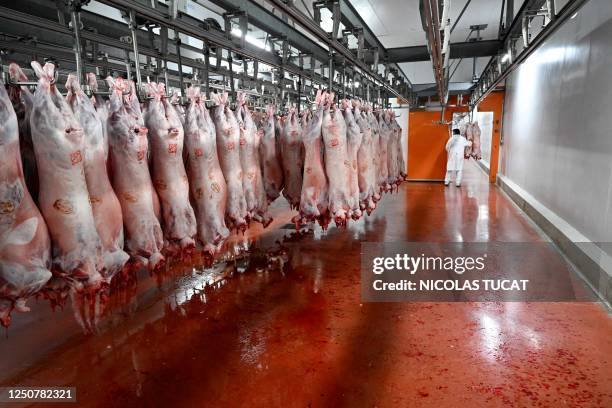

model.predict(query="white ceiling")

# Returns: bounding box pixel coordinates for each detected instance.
[347,0,511,84]
[350,0,506,48]
[350,0,424,48]
[399,57,490,84]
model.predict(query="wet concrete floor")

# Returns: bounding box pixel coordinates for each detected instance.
[1,161,611,407]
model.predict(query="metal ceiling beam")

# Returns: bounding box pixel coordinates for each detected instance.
[0,3,326,97]
[205,0,330,63]
[470,0,588,107]
[264,0,410,102]
[387,40,502,62]
[96,0,286,70]
[331,0,411,87]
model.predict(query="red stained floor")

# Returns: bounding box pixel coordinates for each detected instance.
[1,161,612,407]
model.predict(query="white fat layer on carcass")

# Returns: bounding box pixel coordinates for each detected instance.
[0,261,51,292]
[0,217,38,249]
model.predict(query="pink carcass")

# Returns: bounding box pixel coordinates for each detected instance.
[258,105,284,203]
[353,100,377,214]
[279,105,304,210]
[366,104,381,202]
[144,82,197,251]
[0,78,52,327]
[385,109,400,189]
[341,99,363,219]
[295,90,329,228]
[321,92,351,225]
[377,110,391,192]
[211,92,247,231]
[86,73,110,160]
[464,122,474,158]
[471,121,482,160]
[65,75,128,280]
[29,62,103,288]
[236,92,271,226]
[394,116,407,181]
[8,64,39,202]
[170,91,186,127]
[106,77,164,270]
[184,86,229,254]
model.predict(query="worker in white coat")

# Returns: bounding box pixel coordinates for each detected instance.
[445,128,472,187]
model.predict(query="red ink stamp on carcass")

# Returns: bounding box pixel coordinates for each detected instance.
[53,199,73,214]
[137,150,146,161]
[70,150,82,165]
[0,201,15,214]
[239,137,246,146]
[194,148,204,158]
[168,143,178,154]
[211,182,221,193]
[226,141,235,150]
[330,139,339,147]
[122,192,138,203]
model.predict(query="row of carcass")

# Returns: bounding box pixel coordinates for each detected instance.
[460,121,482,160]
[0,61,405,326]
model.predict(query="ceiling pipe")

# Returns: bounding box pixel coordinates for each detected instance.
[420,0,451,106]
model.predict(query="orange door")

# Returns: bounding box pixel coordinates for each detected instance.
[407,111,450,181]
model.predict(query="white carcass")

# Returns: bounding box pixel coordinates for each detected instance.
[184,86,230,254]
[66,74,128,280]
[279,105,304,210]
[321,92,352,225]
[211,92,248,232]
[0,78,52,327]
[144,82,197,251]
[29,62,103,287]
[106,77,164,270]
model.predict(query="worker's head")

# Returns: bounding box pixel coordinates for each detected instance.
[453,128,460,135]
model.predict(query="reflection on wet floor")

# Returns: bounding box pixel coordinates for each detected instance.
[1,161,611,407]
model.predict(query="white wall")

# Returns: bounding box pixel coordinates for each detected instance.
[500,0,612,242]
[476,111,494,167]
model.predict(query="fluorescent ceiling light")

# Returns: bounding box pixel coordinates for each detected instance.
[570,12,578,19]
[501,52,511,63]
[230,28,271,51]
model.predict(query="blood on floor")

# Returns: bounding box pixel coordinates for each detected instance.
[1,161,611,407]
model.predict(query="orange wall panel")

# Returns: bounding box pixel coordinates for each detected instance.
[407,111,449,180]
[407,106,468,181]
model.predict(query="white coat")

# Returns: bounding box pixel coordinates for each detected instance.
[445,135,472,171]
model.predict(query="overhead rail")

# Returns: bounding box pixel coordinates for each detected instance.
[386,40,501,63]
[0,0,413,107]
[263,0,411,104]
[469,0,589,107]
[420,0,452,105]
